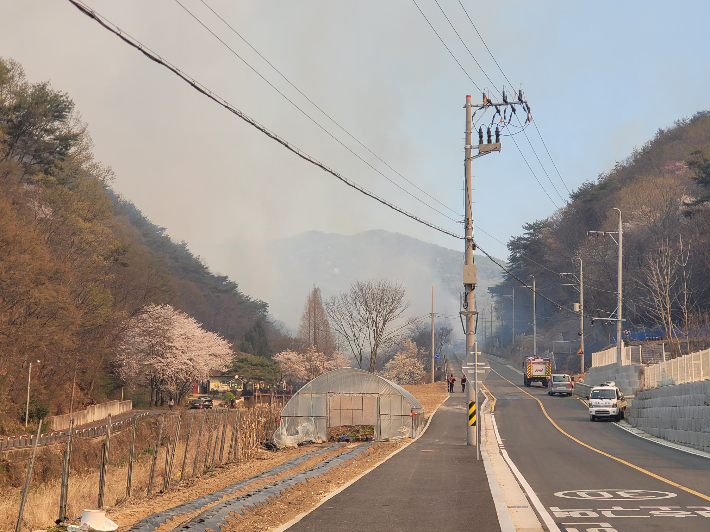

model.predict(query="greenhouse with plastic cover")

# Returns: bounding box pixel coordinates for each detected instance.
[273,368,426,447]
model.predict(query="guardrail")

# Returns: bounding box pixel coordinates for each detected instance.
[0,412,150,451]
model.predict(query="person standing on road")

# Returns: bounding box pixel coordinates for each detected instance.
[168,398,174,411]
[461,374,467,393]
[448,374,456,393]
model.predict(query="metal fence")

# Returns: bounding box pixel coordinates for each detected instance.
[641,349,710,389]
[0,413,149,451]
[592,344,668,368]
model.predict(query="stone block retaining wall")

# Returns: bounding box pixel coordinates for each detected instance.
[627,381,710,453]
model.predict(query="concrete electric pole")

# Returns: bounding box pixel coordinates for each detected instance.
[431,286,435,384]
[579,258,584,373]
[587,209,624,366]
[532,276,537,358]
[614,208,623,366]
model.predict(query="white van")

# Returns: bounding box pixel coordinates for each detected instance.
[587,384,627,422]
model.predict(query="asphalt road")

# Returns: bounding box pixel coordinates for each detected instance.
[487,360,710,532]
[287,391,499,532]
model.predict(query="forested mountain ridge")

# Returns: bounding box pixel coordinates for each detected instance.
[227,229,503,332]
[0,57,268,430]
[494,111,710,367]
[113,197,268,346]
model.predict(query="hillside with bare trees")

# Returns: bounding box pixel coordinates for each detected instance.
[492,111,710,370]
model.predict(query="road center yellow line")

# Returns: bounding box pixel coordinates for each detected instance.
[482,383,496,412]
[491,367,710,502]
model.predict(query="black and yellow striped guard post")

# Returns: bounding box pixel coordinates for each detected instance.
[468,400,476,426]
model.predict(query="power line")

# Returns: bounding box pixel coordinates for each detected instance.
[476,244,578,316]
[533,119,572,196]
[458,0,571,198]
[172,0,461,225]
[503,121,559,209]
[67,0,463,241]
[195,0,462,218]
[410,0,481,91]
[412,0,560,210]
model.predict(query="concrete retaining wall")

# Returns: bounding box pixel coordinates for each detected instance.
[627,381,710,452]
[584,364,642,398]
[50,400,132,431]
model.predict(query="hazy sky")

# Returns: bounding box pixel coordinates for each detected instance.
[2,1,709,325]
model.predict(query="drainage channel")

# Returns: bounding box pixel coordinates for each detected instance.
[179,442,373,531]
[126,444,343,532]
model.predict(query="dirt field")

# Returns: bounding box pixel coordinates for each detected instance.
[11,382,448,532]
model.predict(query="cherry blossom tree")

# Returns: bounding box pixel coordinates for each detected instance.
[117,304,232,405]
[273,346,350,386]
[380,339,425,385]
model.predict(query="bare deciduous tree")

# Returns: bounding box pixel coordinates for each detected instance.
[326,279,410,373]
[641,240,681,357]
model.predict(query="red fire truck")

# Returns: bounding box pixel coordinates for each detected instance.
[522,356,551,387]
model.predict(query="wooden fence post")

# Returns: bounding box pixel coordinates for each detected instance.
[126,415,137,498]
[58,416,74,523]
[180,412,195,482]
[165,414,181,491]
[202,409,217,474]
[162,436,171,493]
[15,420,42,532]
[226,411,237,463]
[147,414,165,496]
[98,414,111,508]
[192,411,207,479]
[210,410,224,469]
[218,410,228,464]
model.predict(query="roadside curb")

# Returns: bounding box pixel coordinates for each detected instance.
[614,420,710,459]
[272,395,450,532]
[480,392,516,532]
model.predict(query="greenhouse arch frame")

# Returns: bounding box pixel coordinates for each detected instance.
[274,368,425,446]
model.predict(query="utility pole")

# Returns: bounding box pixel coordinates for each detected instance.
[511,288,515,352]
[579,258,584,374]
[462,95,477,362]
[532,276,537,358]
[614,208,623,366]
[490,303,493,354]
[587,209,624,366]
[460,92,509,448]
[431,286,435,384]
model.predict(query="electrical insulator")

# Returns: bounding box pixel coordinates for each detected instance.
[483,91,487,104]
[518,88,524,103]
[478,127,484,145]
[495,126,500,143]
[487,127,492,144]
[502,89,508,103]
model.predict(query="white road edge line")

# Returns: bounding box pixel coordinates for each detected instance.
[613,420,710,459]
[480,391,516,532]
[491,412,562,532]
[272,395,450,532]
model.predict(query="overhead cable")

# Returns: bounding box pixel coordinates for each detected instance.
[195,0,462,218]
[475,244,578,316]
[412,0,559,209]
[458,0,571,197]
[410,0,481,91]
[67,0,463,241]
[172,0,461,224]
